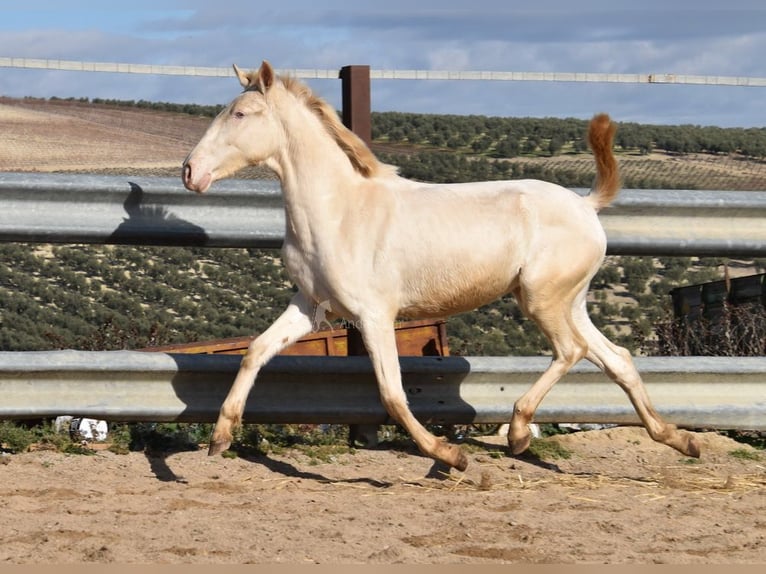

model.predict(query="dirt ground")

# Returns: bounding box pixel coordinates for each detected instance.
[0,426,764,565]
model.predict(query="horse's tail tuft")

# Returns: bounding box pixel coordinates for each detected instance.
[586,113,620,212]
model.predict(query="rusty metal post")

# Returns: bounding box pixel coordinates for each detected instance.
[345,324,378,447]
[339,65,372,146]
[340,64,375,445]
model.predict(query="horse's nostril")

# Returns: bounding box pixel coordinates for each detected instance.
[182,163,192,185]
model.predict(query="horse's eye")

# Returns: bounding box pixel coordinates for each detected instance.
[233,110,245,119]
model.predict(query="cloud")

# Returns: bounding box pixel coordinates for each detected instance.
[1,1,764,127]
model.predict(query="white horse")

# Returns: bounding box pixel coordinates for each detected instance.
[182,61,700,471]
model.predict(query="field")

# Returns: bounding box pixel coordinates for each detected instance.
[3,96,766,190]
[0,97,271,179]
[0,97,198,173]
[1,427,764,564]
[1,96,765,564]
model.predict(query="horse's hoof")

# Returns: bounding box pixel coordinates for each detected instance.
[683,433,701,458]
[454,449,469,472]
[208,439,232,456]
[508,433,531,456]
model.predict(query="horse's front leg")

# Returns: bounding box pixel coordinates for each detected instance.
[360,318,469,471]
[208,292,316,456]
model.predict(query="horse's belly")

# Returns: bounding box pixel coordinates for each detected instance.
[398,264,516,319]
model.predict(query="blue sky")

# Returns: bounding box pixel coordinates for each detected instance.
[1,1,765,127]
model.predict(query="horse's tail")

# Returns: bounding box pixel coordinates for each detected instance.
[585,113,620,212]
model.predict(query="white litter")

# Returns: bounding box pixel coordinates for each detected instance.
[67,417,109,442]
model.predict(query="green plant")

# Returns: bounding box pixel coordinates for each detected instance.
[720,430,766,450]
[527,438,572,460]
[229,424,354,461]
[0,420,96,454]
[127,422,211,453]
[106,424,133,454]
[729,448,761,461]
[0,421,36,453]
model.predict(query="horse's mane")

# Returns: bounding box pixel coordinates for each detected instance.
[279,76,395,179]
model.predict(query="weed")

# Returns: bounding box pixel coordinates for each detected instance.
[729,448,761,461]
[720,430,766,451]
[127,422,211,453]
[0,421,36,453]
[527,438,572,460]
[294,443,355,465]
[0,420,82,453]
[106,424,132,454]
[62,443,98,456]
[229,424,354,461]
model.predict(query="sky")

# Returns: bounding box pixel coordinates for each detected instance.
[1,0,765,127]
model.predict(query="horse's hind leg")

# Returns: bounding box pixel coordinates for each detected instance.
[360,317,469,471]
[506,296,590,455]
[575,305,701,457]
[208,292,315,456]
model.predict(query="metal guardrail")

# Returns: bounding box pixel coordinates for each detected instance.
[1,173,764,429]
[0,172,284,248]
[1,172,765,256]
[1,351,764,429]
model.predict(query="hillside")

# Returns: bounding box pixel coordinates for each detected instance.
[2,96,766,189]
[0,96,763,355]
[0,97,273,179]
[0,97,198,173]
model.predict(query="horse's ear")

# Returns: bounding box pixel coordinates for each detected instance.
[233,64,251,89]
[257,60,275,93]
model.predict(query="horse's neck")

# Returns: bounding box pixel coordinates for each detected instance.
[273,110,361,236]
[271,113,359,253]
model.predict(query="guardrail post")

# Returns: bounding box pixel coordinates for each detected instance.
[340,65,372,146]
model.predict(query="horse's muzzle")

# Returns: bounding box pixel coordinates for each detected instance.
[181,162,212,194]
[181,162,193,189]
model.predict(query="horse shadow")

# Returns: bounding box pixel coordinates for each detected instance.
[108,182,209,245]
[157,353,564,483]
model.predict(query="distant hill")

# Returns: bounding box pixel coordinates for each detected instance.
[2,96,765,189]
[0,96,272,179]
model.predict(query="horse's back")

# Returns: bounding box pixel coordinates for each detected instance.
[392,177,604,246]
[381,178,605,317]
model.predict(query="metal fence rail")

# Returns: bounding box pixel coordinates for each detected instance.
[1,351,765,429]
[1,172,765,429]
[2,172,765,256]
[4,57,766,87]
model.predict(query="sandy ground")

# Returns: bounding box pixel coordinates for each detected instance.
[0,426,764,565]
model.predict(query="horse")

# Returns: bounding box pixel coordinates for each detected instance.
[182,61,700,471]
